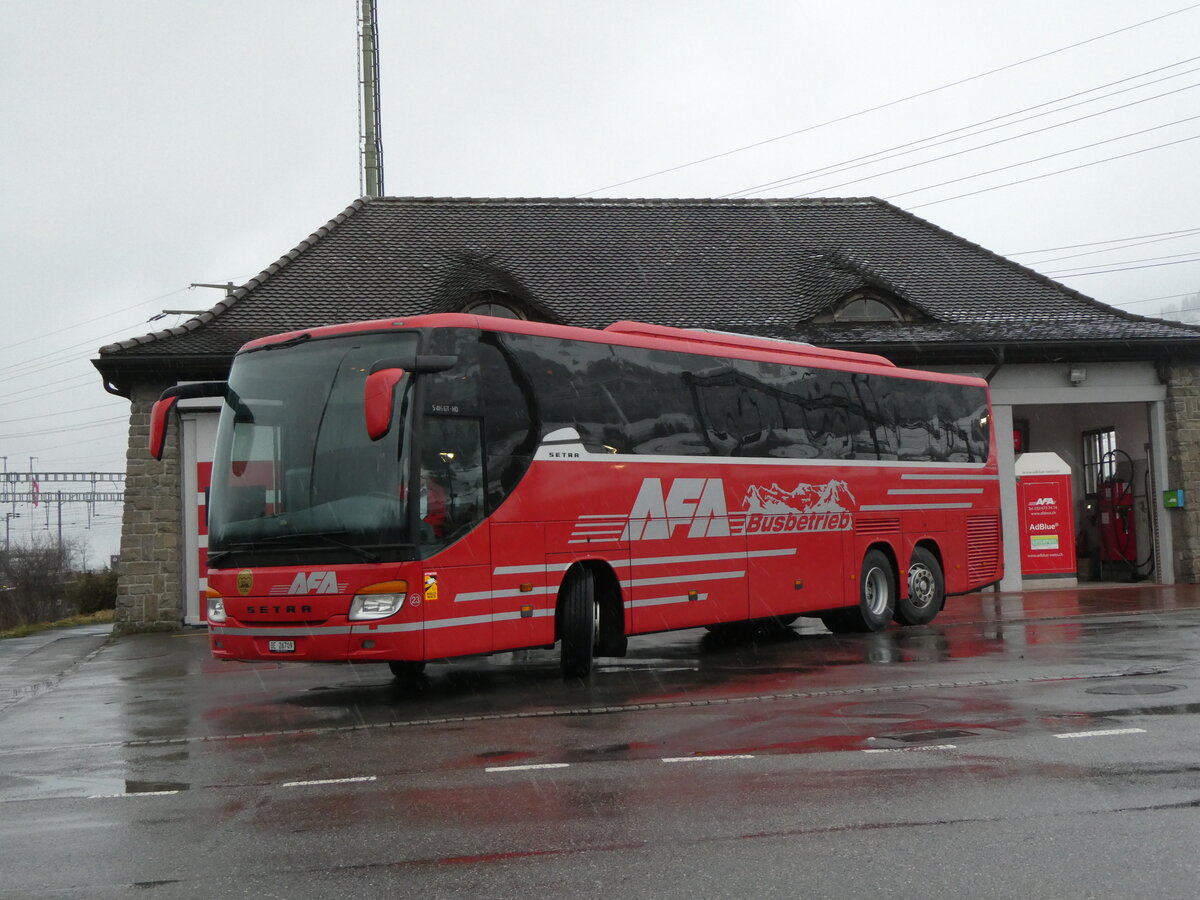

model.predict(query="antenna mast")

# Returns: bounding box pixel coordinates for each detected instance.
[358,0,385,197]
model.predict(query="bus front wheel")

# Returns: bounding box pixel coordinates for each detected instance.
[822,550,896,634]
[388,660,426,680]
[560,569,598,678]
[895,547,944,626]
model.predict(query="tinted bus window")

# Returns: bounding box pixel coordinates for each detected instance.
[493,331,987,464]
[478,335,536,510]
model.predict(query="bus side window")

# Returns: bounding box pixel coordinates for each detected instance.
[420,416,485,547]
[478,338,535,511]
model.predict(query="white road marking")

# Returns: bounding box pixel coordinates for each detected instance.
[1054,728,1147,739]
[88,791,180,799]
[485,763,571,772]
[281,776,378,787]
[863,744,958,753]
[661,754,755,763]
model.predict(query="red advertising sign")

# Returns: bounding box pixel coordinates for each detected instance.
[1016,474,1075,575]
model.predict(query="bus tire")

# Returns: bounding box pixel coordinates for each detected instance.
[388,660,426,680]
[560,569,597,678]
[824,550,895,633]
[895,547,944,626]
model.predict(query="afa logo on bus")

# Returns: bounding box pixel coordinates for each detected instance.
[611,477,856,542]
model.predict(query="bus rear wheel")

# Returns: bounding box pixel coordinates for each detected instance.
[895,547,944,626]
[560,569,598,678]
[822,550,896,634]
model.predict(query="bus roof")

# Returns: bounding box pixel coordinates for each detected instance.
[604,320,896,368]
[238,313,924,378]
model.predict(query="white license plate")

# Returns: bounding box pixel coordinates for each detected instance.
[268,640,295,653]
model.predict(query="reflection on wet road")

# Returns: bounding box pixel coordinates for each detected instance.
[2,585,1199,897]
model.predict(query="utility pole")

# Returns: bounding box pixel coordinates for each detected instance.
[4,512,18,554]
[358,0,385,197]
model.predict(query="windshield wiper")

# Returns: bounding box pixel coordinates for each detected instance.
[306,533,380,563]
[213,531,380,563]
[262,332,312,351]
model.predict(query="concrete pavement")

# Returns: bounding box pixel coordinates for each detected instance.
[0,623,112,714]
[3,582,1199,726]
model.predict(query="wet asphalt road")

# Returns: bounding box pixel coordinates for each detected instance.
[1,586,1199,898]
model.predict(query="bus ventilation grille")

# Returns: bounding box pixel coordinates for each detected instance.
[856,517,900,535]
[966,515,1001,581]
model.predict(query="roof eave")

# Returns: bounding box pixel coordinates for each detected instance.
[821,338,1200,367]
[92,353,234,398]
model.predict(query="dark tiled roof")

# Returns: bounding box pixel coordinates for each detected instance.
[97,196,1200,370]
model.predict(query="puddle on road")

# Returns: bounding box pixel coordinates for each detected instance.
[124,779,190,794]
[831,700,933,717]
[1085,683,1181,695]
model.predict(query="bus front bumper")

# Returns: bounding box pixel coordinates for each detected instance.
[208,620,423,663]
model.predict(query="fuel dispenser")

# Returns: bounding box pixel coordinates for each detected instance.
[1096,448,1147,580]
[1097,477,1136,565]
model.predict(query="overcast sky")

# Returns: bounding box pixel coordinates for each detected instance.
[3,0,1200,566]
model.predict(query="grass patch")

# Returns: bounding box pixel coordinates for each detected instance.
[0,609,114,640]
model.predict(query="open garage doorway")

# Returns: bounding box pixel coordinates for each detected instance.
[949,362,1172,591]
[1012,401,1160,586]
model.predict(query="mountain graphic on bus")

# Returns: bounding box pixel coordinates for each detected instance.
[742,479,857,515]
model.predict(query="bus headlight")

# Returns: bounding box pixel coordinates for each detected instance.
[349,581,409,621]
[207,589,227,624]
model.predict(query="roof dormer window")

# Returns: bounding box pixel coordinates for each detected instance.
[832,293,902,322]
[463,291,524,320]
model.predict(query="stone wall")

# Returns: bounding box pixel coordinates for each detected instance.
[113,381,183,633]
[1164,363,1200,582]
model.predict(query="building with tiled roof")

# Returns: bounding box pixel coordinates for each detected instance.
[95,196,1200,630]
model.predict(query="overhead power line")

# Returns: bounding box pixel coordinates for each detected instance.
[1004,226,1200,255]
[727,57,1200,199]
[904,129,1200,209]
[795,81,1200,198]
[2,373,100,407]
[0,286,192,356]
[1106,291,1200,309]
[1026,233,1200,267]
[1041,255,1200,278]
[1,415,127,440]
[577,2,1200,196]
[0,400,127,426]
[1005,228,1200,268]
[1032,243,1200,271]
[882,112,1200,202]
[0,316,170,386]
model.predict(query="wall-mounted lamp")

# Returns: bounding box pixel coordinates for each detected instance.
[1069,368,1087,386]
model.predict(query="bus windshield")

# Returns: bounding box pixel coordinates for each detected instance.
[207,333,418,565]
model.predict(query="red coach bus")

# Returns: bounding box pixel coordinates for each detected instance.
[151,314,1002,678]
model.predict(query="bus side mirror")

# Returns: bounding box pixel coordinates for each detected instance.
[149,396,180,460]
[148,381,226,460]
[364,368,405,441]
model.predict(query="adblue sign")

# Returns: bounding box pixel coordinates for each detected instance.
[1015,453,1076,576]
